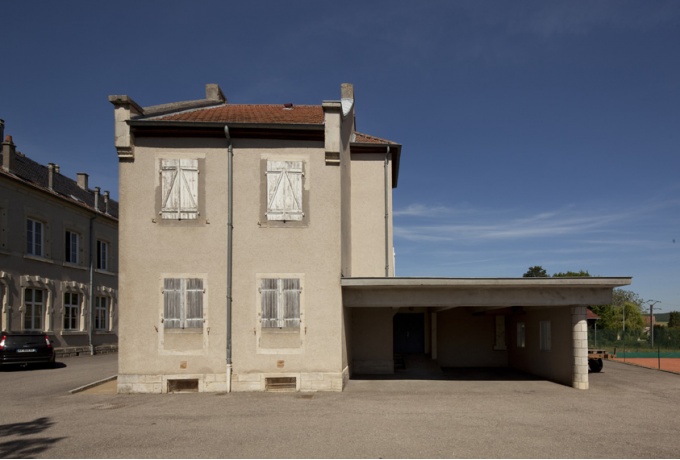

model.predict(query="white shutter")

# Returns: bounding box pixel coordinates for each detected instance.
[282,278,301,327]
[260,278,300,328]
[163,278,182,329]
[178,159,199,220]
[261,278,279,328]
[161,159,198,220]
[266,161,303,221]
[161,160,180,219]
[184,278,203,328]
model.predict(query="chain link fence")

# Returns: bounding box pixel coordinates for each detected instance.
[589,326,680,372]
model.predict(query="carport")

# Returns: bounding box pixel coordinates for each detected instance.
[342,277,631,389]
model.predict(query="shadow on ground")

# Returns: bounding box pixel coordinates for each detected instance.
[0,417,65,458]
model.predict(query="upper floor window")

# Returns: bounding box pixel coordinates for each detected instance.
[63,292,79,331]
[540,320,551,352]
[26,218,44,256]
[266,161,303,221]
[260,278,301,328]
[161,159,199,220]
[65,230,80,264]
[97,240,109,271]
[163,278,204,329]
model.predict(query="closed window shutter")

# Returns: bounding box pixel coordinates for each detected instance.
[282,278,301,327]
[261,278,279,328]
[266,161,303,221]
[161,159,199,220]
[178,159,199,220]
[184,278,204,328]
[161,160,180,219]
[261,278,300,328]
[163,278,182,329]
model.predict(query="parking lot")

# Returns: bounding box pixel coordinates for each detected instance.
[2,355,680,458]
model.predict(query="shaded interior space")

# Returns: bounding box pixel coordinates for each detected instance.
[348,305,562,384]
[353,352,541,382]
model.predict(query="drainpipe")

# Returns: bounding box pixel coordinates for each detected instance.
[88,215,96,355]
[384,146,390,277]
[224,125,233,392]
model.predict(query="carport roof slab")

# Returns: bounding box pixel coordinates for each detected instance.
[341,277,632,308]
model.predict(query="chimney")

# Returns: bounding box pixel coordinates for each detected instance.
[104,191,110,214]
[77,173,89,190]
[341,83,354,100]
[54,164,60,174]
[206,83,226,102]
[94,187,100,212]
[2,135,16,172]
[48,163,55,191]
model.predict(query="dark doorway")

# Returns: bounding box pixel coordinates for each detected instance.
[393,313,425,354]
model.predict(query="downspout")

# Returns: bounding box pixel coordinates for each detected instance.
[88,215,96,355]
[224,125,233,392]
[384,146,390,277]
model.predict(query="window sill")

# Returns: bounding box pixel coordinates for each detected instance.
[61,331,87,335]
[164,328,203,334]
[24,254,54,264]
[63,262,86,271]
[95,330,114,334]
[261,327,301,334]
[95,269,115,276]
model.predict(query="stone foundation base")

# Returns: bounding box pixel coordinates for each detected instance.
[117,373,228,394]
[118,368,349,394]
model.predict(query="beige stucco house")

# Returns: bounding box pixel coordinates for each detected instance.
[110,83,630,393]
[0,122,118,351]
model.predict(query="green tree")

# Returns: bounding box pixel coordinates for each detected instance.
[591,289,645,333]
[553,270,591,277]
[668,311,680,329]
[523,266,548,277]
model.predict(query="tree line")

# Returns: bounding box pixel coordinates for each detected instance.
[522,266,680,333]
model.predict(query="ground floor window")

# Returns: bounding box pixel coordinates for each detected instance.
[63,292,79,330]
[24,288,44,331]
[540,320,551,351]
[95,296,109,331]
[163,278,204,329]
[260,278,301,328]
[517,322,526,348]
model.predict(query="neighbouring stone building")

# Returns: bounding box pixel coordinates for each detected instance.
[0,121,118,353]
[110,84,630,393]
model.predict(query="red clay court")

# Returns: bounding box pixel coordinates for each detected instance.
[611,357,680,373]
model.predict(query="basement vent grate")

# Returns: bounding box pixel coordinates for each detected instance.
[168,379,199,393]
[265,377,296,392]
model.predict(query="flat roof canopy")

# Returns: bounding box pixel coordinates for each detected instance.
[341,277,632,309]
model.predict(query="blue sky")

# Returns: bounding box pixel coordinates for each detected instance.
[2,1,679,311]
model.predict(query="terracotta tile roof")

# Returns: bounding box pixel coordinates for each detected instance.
[150,104,325,125]
[0,151,118,219]
[587,309,600,320]
[353,132,399,145]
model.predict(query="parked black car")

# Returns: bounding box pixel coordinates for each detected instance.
[0,332,55,367]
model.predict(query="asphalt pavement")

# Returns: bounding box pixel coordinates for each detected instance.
[1,354,680,458]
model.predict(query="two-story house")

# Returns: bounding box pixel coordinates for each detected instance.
[110,84,630,393]
[1,123,118,352]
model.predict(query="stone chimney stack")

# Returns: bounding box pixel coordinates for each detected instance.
[104,191,110,214]
[206,83,226,102]
[94,187,100,212]
[77,173,89,190]
[48,163,56,190]
[1,135,16,172]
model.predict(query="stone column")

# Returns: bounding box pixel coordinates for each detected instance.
[572,306,589,389]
